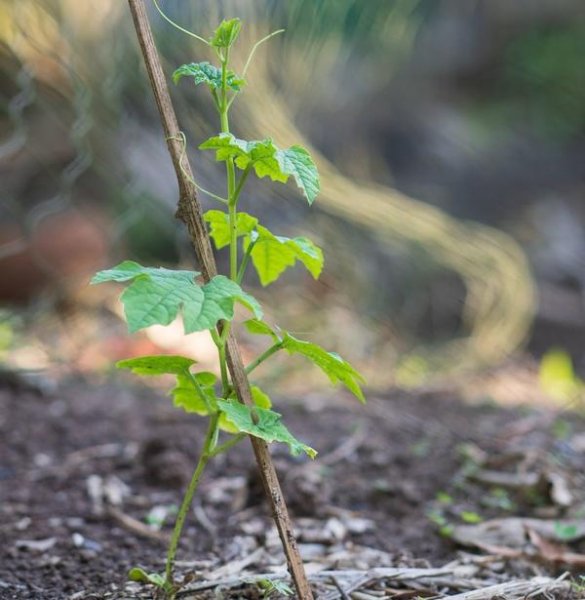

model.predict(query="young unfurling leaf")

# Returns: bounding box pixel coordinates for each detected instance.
[91,261,262,333]
[210,18,242,49]
[199,133,320,204]
[217,400,316,458]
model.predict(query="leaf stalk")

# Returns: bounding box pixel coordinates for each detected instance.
[245,342,284,375]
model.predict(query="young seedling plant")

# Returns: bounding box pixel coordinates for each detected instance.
[93,11,365,599]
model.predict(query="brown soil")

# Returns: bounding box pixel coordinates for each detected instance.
[0,376,583,599]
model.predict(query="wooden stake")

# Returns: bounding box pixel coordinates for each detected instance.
[126,2,313,597]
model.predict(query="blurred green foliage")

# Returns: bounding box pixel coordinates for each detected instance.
[474,24,585,140]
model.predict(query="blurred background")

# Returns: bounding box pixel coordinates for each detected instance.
[1,0,584,406]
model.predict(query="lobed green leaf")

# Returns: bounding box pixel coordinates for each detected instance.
[219,385,272,433]
[247,225,324,286]
[116,354,218,415]
[199,134,320,203]
[217,400,316,458]
[210,18,242,49]
[243,319,281,341]
[204,212,323,286]
[244,321,365,402]
[281,333,365,402]
[91,261,261,334]
[276,146,320,205]
[172,62,245,91]
[172,371,219,415]
[200,134,286,183]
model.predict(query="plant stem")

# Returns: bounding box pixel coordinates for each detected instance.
[211,326,231,396]
[245,342,283,375]
[185,370,212,412]
[218,54,238,282]
[164,412,219,592]
[232,166,251,206]
[209,433,245,457]
[218,341,230,396]
[228,201,238,280]
[236,237,257,284]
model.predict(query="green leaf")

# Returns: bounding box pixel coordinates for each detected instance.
[243,320,365,402]
[91,260,181,284]
[128,568,166,589]
[204,210,258,249]
[460,511,483,524]
[199,134,320,203]
[219,385,273,433]
[172,371,218,415]
[554,521,579,541]
[203,213,323,285]
[116,355,195,375]
[210,18,242,48]
[172,62,245,91]
[200,134,286,183]
[247,225,324,286]
[282,333,365,402]
[116,354,217,416]
[250,385,272,409]
[258,578,294,597]
[276,146,320,205]
[197,275,263,328]
[290,237,324,277]
[217,400,316,458]
[539,348,583,402]
[243,319,280,341]
[91,262,261,333]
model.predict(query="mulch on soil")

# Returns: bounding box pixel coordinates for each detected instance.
[0,375,584,599]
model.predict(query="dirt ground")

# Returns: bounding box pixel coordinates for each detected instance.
[1,374,584,599]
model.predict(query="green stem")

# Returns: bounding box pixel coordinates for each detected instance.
[209,433,246,457]
[228,201,238,280]
[219,53,239,282]
[232,166,251,207]
[164,412,219,591]
[245,342,283,375]
[236,237,257,284]
[210,327,230,395]
[219,321,232,346]
[185,370,211,413]
[209,328,222,347]
[218,340,230,396]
